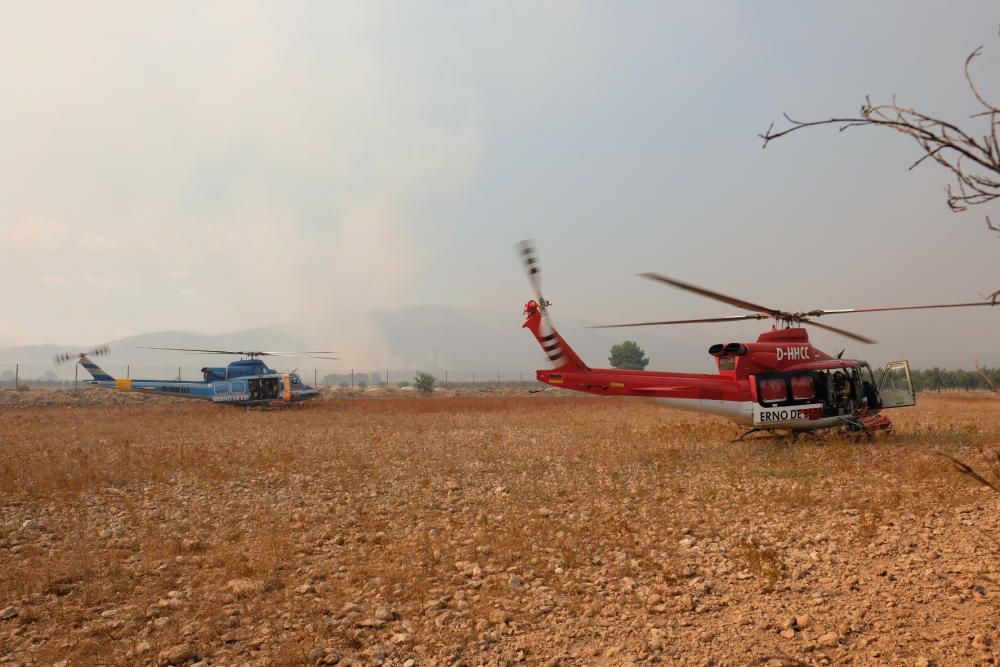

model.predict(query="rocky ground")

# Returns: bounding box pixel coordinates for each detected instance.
[0,393,997,666]
[0,387,184,408]
[0,385,546,409]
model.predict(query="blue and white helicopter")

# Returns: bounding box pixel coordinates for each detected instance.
[55,346,334,406]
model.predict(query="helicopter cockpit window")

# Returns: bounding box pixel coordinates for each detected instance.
[790,375,815,401]
[759,377,787,404]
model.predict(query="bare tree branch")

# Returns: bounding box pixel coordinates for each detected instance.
[936,452,1000,493]
[974,361,998,392]
[761,46,1000,214]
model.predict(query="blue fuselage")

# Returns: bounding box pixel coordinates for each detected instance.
[89,359,320,405]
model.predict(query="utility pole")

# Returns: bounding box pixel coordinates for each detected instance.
[126,365,130,378]
[445,370,448,388]
[386,369,389,387]
[314,369,318,387]
[351,369,354,389]
[75,365,78,389]
[14,364,18,389]
[178,366,181,381]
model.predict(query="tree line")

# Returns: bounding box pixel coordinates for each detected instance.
[904,366,999,392]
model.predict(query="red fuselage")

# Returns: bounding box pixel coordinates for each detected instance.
[522,300,889,431]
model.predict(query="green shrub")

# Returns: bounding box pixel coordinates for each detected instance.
[414,371,435,394]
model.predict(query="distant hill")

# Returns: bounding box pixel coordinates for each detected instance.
[0,326,304,380]
[372,304,707,373]
[0,307,710,381]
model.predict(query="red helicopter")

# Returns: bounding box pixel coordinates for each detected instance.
[517,241,996,438]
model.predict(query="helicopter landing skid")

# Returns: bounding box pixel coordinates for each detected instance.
[244,400,300,412]
[836,416,873,443]
[733,428,825,443]
[732,427,783,442]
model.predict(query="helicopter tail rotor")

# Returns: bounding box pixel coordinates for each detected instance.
[54,345,111,366]
[516,240,550,312]
[516,240,588,372]
[53,346,115,383]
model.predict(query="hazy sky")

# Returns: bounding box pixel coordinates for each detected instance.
[2,1,998,369]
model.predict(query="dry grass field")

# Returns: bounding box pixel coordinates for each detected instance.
[0,391,998,666]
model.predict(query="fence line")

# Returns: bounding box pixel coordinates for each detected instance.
[3,361,1000,392]
[0,362,541,389]
[4,359,1000,393]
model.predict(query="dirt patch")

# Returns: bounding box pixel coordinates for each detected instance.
[0,384,559,409]
[0,394,997,664]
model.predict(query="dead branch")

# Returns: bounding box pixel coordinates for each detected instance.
[985,279,1000,305]
[761,46,1000,214]
[974,361,998,392]
[936,452,1000,493]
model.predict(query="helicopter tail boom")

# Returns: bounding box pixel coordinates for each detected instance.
[522,301,589,372]
[78,354,115,384]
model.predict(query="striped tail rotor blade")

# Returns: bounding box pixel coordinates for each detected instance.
[516,239,544,302]
[53,352,74,365]
[539,315,566,366]
[54,345,111,366]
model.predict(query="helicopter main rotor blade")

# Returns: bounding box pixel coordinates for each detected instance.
[139,346,247,355]
[639,273,783,318]
[799,318,876,344]
[258,352,340,360]
[256,351,337,355]
[811,301,996,317]
[590,314,768,329]
[138,346,339,360]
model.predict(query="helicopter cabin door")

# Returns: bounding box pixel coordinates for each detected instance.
[878,360,916,409]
